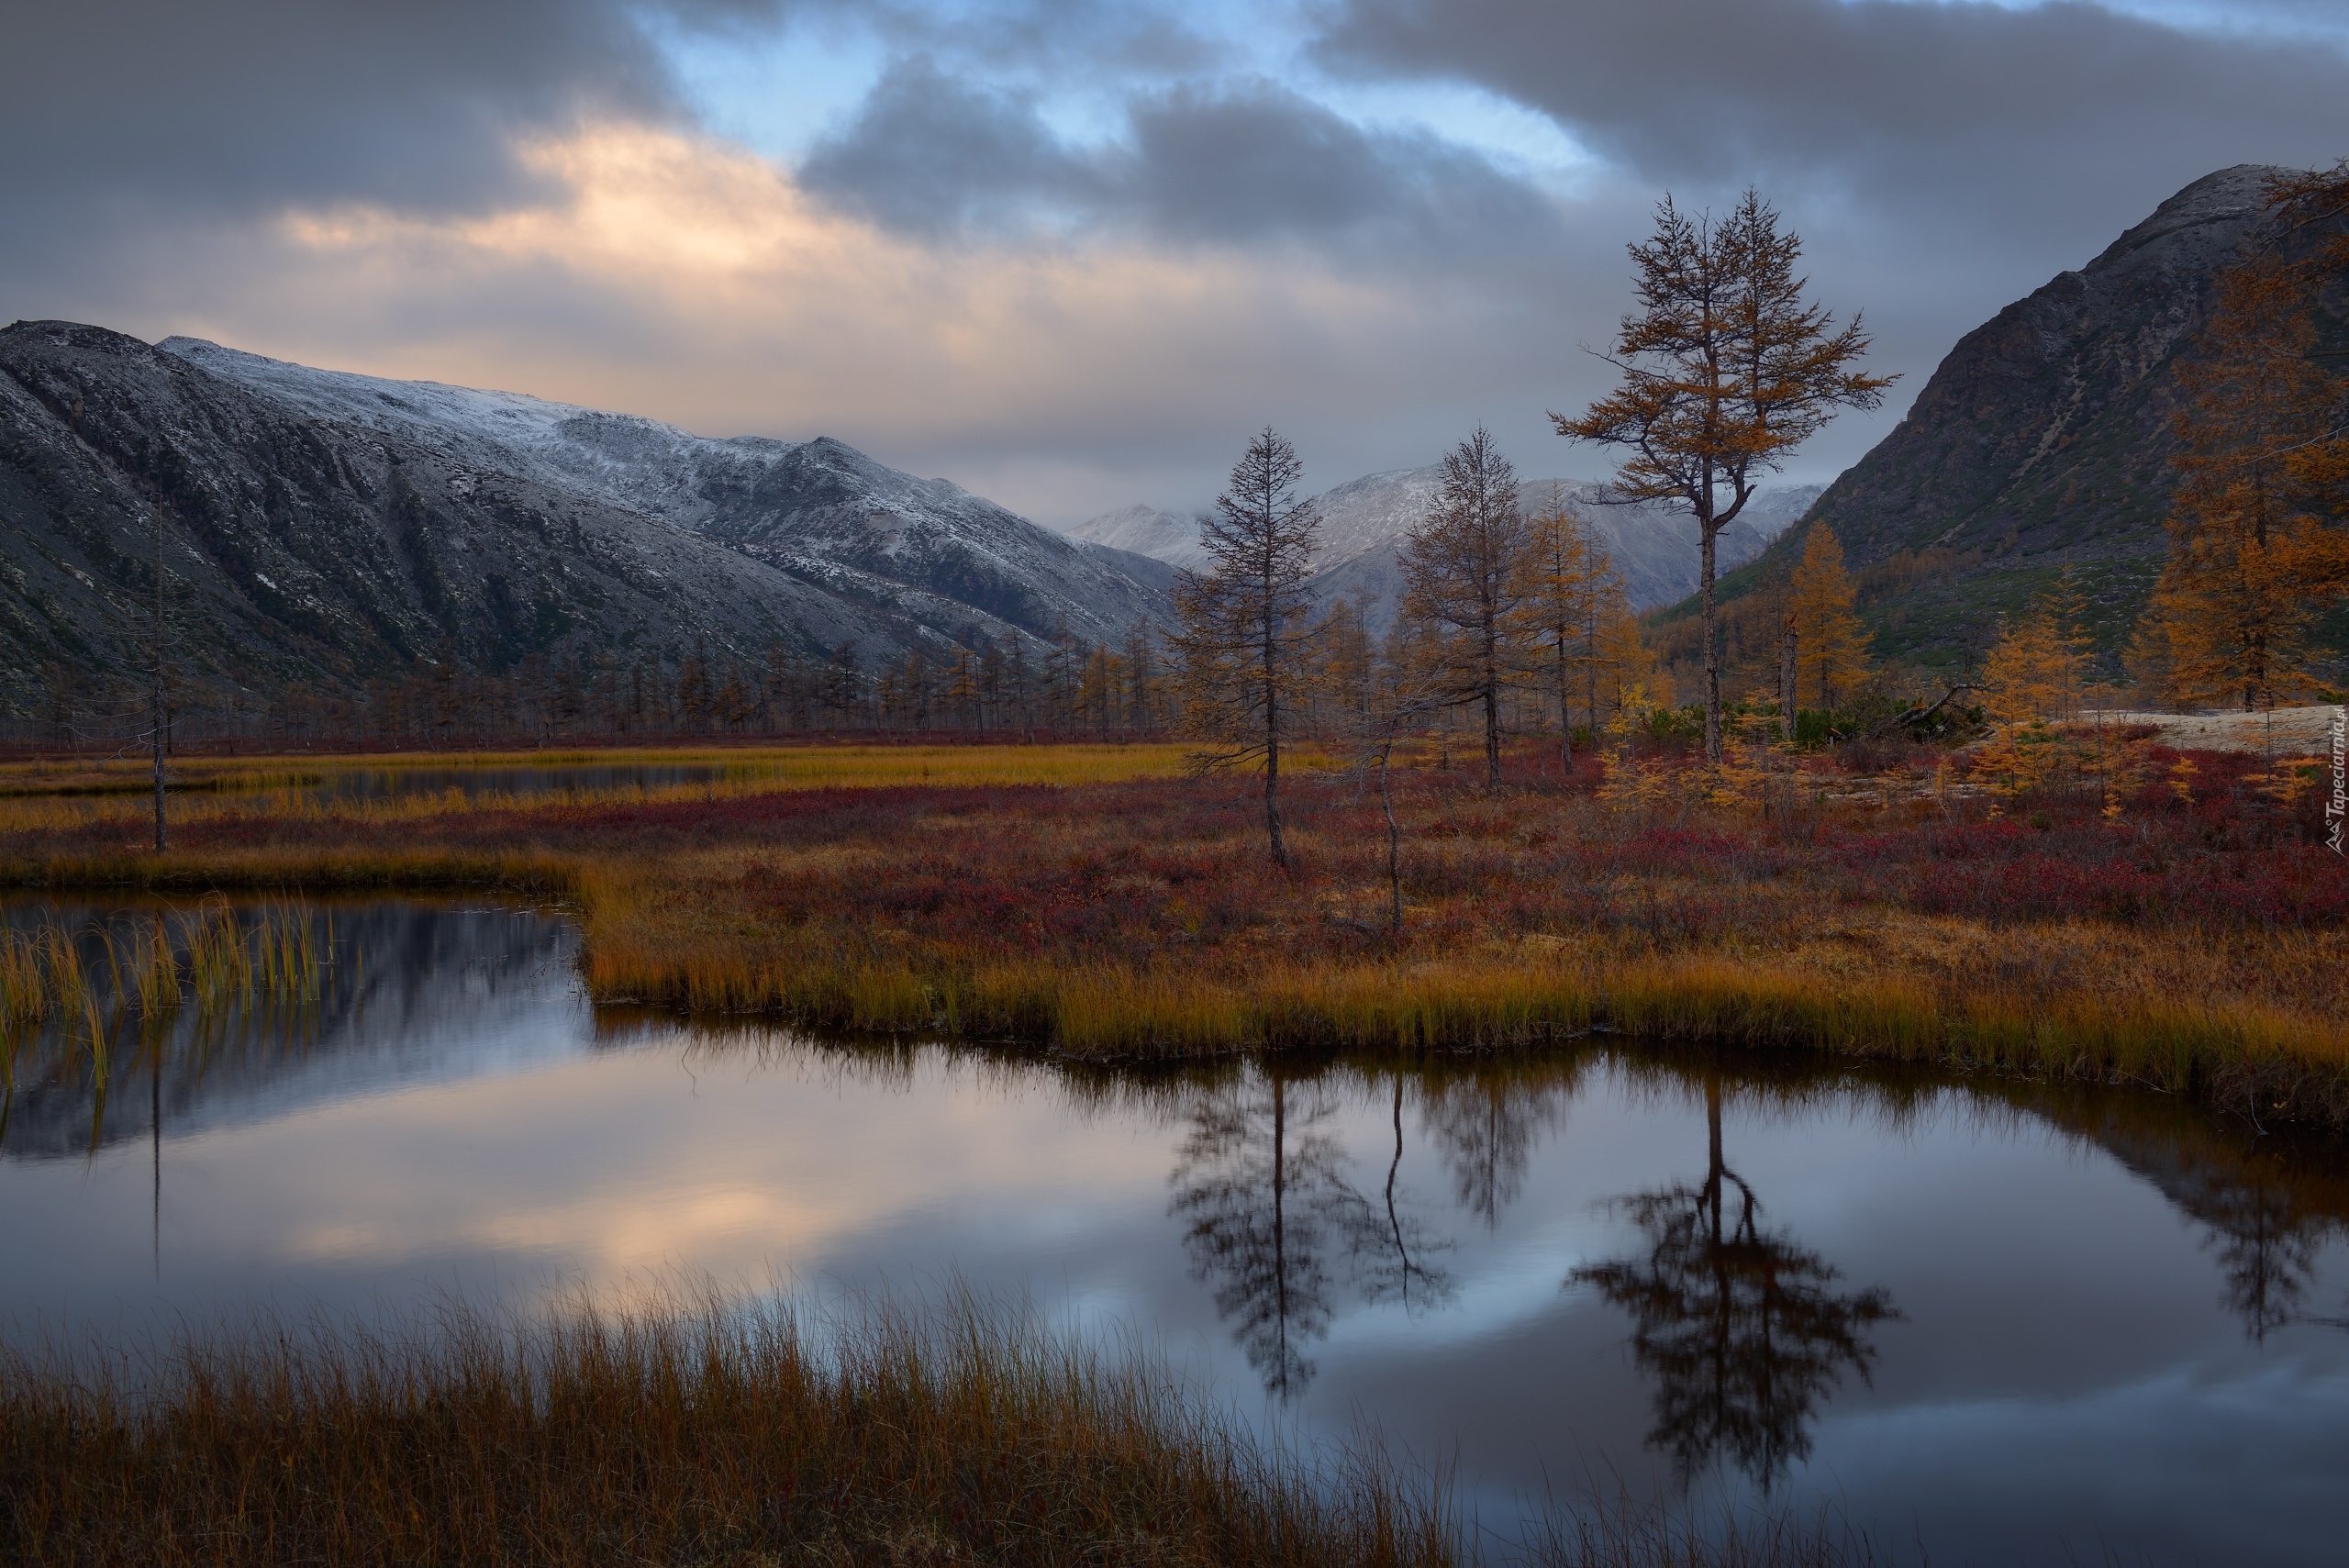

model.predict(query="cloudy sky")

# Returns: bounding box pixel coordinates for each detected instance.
[7,0,2346,525]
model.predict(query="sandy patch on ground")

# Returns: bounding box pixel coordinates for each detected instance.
[2091,706,2341,755]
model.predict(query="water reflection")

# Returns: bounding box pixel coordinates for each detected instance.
[5,902,2349,1565]
[0,902,574,1160]
[1569,1072,1899,1492]
[1169,1069,1363,1397]
[2094,1118,2349,1342]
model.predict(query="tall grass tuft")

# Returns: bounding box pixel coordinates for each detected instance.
[0,1290,1880,1568]
[0,1292,1464,1568]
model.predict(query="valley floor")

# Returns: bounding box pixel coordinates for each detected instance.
[2,734,2342,1129]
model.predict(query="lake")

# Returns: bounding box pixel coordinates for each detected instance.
[3,900,2343,1564]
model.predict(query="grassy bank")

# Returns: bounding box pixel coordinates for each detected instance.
[1,1296,1452,1568]
[3,736,2343,1128]
[0,1295,1873,1568]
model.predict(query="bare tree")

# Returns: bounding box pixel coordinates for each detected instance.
[1172,427,1321,868]
[1399,427,1531,790]
[1557,190,1891,762]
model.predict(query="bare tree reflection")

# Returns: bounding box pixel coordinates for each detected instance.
[1421,1066,1560,1229]
[1169,1067,1368,1398]
[1571,1072,1898,1492]
[2100,1128,2349,1341]
[1353,1076,1456,1317]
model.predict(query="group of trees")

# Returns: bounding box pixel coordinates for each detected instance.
[1173,426,1659,864]
[23,623,1185,752]
[2132,163,2349,711]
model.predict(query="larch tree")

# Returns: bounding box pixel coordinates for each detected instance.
[1557,190,1893,762]
[2134,172,2349,710]
[1521,489,1606,770]
[1172,427,1323,868]
[1398,427,1532,790]
[1981,603,2083,729]
[1787,524,1870,710]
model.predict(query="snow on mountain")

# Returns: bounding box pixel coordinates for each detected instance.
[1063,504,1212,571]
[161,338,1169,649]
[0,321,895,705]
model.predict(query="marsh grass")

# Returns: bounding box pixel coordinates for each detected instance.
[0,744,1207,833]
[4,739,2343,1126]
[0,1291,1878,1568]
[0,901,332,1144]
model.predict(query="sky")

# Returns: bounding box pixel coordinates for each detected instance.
[6,0,2346,527]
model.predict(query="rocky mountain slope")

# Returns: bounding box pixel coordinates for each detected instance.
[0,325,1173,720]
[0,322,896,718]
[164,338,1169,652]
[1066,467,1815,628]
[1699,163,2331,671]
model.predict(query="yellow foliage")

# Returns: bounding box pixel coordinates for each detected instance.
[1789,524,1871,708]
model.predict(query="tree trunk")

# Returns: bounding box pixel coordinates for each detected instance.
[1778,614,1798,744]
[151,512,167,853]
[1380,740,1402,935]
[1700,523,1722,764]
[1557,636,1574,773]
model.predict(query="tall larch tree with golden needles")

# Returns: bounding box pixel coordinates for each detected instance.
[1172,427,1322,868]
[1558,190,1894,762]
[1520,489,1606,769]
[1399,427,1532,790]
[1788,524,1870,710]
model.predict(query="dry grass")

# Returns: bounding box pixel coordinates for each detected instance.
[0,1291,1877,1568]
[0,744,1200,831]
[3,738,2343,1127]
[1,1293,1459,1568]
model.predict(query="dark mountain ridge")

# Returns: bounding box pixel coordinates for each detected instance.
[1663,163,2342,676]
[0,325,1172,726]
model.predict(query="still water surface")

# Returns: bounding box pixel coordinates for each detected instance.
[3,902,2345,1564]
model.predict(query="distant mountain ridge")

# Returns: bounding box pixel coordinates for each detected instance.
[1065,468,1817,625]
[0,324,1172,717]
[162,338,1168,652]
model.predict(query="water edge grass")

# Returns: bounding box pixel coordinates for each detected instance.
[0,1291,1881,1568]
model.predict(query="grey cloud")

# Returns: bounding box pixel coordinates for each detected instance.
[801,61,1562,253]
[796,57,1104,233]
[843,0,1232,78]
[1312,0,2349,233]
[0,4,768,224]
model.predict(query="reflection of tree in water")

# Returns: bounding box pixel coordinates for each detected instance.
[1354,1077,1456,1317]
[1571,1073,1898,1493]
[2097,1125,2349,1341]
[2201,1180,2328,1340]
[1170,1069,1363,1398]
[1170,1069,1457,1397]
[1420,1067,1561,1230]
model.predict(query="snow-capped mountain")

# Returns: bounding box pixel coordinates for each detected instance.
[1062,504,1212,571]
[1066,465,1819,628]
[161,338,1168,651]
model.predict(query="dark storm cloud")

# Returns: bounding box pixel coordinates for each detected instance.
[1312,0,2349,227]
[800,59,1562,252]
[1,1,785,225]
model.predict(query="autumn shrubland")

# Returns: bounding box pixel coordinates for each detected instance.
[3,721,2341,1127]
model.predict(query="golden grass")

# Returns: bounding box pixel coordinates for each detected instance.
[0,1288,1880,1568]
[0,744,1203,832]
[6,744,2344,1128]
[579,874,2349,1126]
[1,1292,1462,1568]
